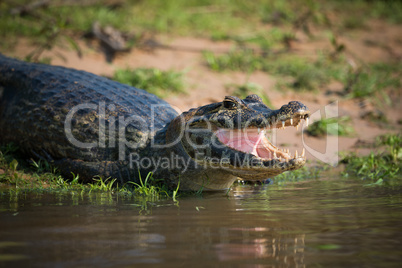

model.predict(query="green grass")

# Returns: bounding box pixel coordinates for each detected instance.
[306,116,355,137]
[128,171,170,201]
[326,0,402,25]
[341,134,401,185]
[211,29,296,50]
[269,56,330,91]
[0,144,176,201]
[342,16,367,30]
[361,0,402,24]
[5,0,400,41]
[376,134,402,163]
[112,68,186,98]
[204,49,332,91]
[204,46,400,104]
[1,0,401,52]
[342,63,401,106]
[0,0,301,52]
[203,49,264,73]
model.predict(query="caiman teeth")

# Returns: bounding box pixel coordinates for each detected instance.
[215,127,308,163]
[267,114,310,130]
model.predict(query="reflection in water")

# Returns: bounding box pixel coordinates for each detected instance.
[214,228,305,265]
[1,179,402,267]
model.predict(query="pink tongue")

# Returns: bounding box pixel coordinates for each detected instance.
[215,129,274,159]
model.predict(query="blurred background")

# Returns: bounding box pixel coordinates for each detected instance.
[1,0,401,178]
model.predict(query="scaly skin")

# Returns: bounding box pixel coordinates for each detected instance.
[0,54,310,191]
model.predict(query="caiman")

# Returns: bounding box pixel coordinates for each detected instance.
[0,54,310,191]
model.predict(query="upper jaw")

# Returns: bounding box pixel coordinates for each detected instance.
[242,108,310,130]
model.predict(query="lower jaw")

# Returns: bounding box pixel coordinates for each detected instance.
[179,172,238,191]
[231,171,288,181]
[223,158,306,180]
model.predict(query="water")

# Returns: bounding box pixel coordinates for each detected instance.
[1,178,402,267]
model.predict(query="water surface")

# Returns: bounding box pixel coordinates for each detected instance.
[1,177,402,267]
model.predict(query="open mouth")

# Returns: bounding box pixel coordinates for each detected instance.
[215,115,309,162]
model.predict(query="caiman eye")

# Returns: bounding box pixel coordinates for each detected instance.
[223,100,237,109]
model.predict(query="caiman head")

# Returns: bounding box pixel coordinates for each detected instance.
[166,94,310,188]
